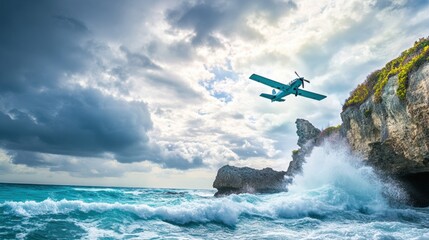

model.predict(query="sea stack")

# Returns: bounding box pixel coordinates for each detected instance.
[212,165,287,197]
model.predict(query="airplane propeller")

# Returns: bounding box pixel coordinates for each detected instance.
[295,71,310,88]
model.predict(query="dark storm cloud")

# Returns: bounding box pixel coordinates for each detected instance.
[0,87,204,171]
[8,150,150,178]
[9,151,48,167]
[53,15,89,33]
[166,0,297,46]
[0,0,205,172]
[0,88,151,160]
[0,1,92,93]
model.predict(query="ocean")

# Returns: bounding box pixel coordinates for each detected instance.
[1,144,429,239]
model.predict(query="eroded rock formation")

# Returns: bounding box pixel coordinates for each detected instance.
[212,165,287,197]
[286,119,321,176]
[341,62,429,206]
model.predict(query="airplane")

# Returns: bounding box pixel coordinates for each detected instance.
[249,72,326,102]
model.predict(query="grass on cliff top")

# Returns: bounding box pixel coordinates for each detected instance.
[343,37,429,110]
[320,125,341,138]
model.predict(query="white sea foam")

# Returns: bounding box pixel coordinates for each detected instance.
[76,221,123,240]
[72,187,119,192]
[123,190,144,196]
[289,141,406,211]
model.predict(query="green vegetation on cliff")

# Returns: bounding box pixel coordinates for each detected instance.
[319,125,341,138]
[343,37,429,110]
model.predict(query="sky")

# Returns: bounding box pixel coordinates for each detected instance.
[1,0,429,189]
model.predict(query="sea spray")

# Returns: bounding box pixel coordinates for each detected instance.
[289,140,407,212]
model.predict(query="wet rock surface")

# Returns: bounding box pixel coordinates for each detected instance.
[286,119,321,176]
[341,62,429,206]
[212,165,288,197]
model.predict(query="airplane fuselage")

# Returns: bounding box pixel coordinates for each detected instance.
[271,78,302,101]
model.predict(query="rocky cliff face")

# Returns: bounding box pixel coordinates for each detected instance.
[341,62,429,206]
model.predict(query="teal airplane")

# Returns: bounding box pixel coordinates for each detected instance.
[249,72,326,102]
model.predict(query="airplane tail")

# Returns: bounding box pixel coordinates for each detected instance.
[260,93,275,100]
[259,93,285,102]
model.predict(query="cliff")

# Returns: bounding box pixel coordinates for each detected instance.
[341,38,429,206]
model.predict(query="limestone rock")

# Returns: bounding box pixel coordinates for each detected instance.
[212,165,287,197]
[296,119,321,150]
[341,62,429,206]
[286,119,321,176]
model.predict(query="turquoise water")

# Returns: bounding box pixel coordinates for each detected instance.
[1,145,429,239]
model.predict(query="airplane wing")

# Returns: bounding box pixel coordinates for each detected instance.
[249,74,288,90]
[297,89,326,101]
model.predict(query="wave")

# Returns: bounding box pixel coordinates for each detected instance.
[1,193,420,228]
[1,197,245,226]
[0,142,420,228]
[289,141,407,209]
[2,197,428,240]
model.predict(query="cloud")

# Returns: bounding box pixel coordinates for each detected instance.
[53,15,90,33]
[0,87,207,171]
[120,46,161,70]
[0,0,206,173]
[80,41,203,103]
[166,0,297,46]
[0,88,148,159]
[0,1,93,93]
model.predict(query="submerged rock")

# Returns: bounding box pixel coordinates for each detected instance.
[212,165,287,197]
